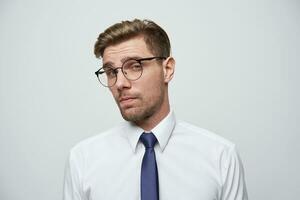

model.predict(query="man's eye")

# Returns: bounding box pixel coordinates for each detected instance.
[105,69,116,77]
[129,63,142,71]
[123,60,141,71]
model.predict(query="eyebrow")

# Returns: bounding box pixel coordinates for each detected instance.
[102,62,114,69]
[103,56,143,68]
[120,56,142,63]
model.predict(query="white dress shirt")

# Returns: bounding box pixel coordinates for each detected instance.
[63,111,248,200]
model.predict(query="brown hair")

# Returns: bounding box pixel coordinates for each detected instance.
[94,19,171,58]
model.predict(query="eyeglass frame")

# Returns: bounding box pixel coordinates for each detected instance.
[95,56,166,87]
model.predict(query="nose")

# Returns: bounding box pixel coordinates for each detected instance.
[114,69,131,90]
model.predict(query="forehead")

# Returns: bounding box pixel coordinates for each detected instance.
[102,36,153,63]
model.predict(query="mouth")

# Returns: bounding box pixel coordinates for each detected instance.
[119,96,137,106]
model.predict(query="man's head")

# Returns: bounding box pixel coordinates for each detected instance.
[94,19,175,130]
[94,19,171,59]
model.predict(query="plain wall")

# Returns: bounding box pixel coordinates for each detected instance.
[0,0,299,199]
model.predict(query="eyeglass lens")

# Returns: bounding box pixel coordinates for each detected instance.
[97,59,143,87]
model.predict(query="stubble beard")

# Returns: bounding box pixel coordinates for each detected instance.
[118,87,165,123]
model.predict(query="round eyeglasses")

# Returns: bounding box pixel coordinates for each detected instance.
[95,56,166,87]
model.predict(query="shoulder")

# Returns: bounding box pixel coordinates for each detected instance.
[174,120,242,171]
[174,120,236,151]
[69,122,127,156]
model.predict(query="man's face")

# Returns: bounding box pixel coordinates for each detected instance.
[102,36,167,123]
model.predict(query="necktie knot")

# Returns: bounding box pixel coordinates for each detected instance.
[140,132,157,148]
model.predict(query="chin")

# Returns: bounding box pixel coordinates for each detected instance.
[120,107,148,122]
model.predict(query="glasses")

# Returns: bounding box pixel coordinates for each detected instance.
[95,56,166,87]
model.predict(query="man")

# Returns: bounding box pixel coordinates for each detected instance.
[63,19,248,200]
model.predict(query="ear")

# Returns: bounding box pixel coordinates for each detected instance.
[162,57,175,83]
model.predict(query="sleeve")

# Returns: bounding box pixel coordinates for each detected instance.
[220,145,248,200]
[63,150,87,200]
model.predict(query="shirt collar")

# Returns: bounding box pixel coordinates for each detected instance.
[124,110,176,153]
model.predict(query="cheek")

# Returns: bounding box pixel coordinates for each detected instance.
[138,74,164,98]
[109,88,119,100]
[141,68,164,86]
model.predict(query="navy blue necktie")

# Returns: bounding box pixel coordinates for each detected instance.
[140,132,159,200]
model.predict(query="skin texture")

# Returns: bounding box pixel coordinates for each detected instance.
[102,36,175,131]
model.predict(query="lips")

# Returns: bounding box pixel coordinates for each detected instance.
[120,96,135,102]
[119,96,137,107]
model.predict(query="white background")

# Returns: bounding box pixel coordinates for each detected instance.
[0,0,299,199]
